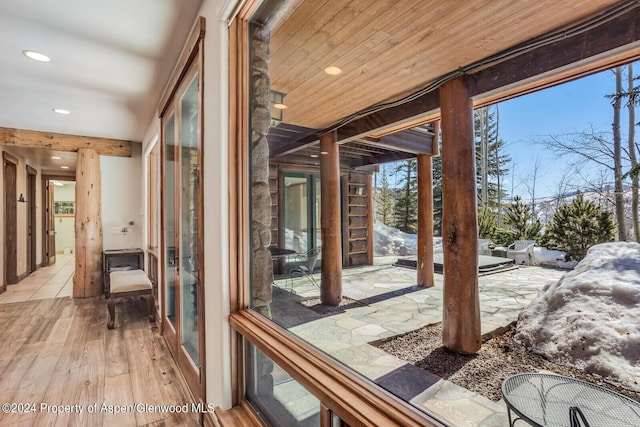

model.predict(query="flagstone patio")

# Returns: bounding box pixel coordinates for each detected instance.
[270,257,567,426]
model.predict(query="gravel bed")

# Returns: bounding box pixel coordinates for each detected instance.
[300,297,367,315]
[375,323,640,402]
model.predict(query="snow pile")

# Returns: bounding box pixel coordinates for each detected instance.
[532,246,578,269]
[374,222,443,256]
[516,242,640,391]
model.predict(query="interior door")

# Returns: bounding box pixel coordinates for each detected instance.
[26,166,37,274]
[4,153,18,286]
[43,179,56,266]
[161,60,203,400]
[162,110,178,350]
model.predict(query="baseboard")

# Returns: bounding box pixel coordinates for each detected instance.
[17,272,28,282]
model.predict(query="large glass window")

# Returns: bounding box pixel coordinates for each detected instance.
[246,341,320,426]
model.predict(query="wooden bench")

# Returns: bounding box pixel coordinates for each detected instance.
[106,269,155,329]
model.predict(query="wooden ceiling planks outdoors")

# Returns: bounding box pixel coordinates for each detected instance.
[268,0,619,130]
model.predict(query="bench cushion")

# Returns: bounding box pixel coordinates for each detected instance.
[110,269,152,293]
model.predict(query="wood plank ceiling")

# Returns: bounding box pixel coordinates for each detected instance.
[268,0,619,131]
[266,0,632,168]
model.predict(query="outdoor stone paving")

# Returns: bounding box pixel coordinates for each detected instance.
[271,258,567,426]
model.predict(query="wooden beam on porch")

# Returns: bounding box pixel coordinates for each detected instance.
[416,121,439,288]
[0,127,132,157]
[440,77,480,354]
[320,131,342,305]
[352,130,434,155]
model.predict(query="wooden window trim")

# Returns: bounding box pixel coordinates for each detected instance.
[157,17,206,118]
[230,310,444,427]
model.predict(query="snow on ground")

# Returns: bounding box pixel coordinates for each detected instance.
[374,222,574,268]
[516,242,640,391]
[374,222,442,256]
[533,247,578,269]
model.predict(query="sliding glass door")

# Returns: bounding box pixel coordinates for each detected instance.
[161,56,204,400]
[283,172,322,258]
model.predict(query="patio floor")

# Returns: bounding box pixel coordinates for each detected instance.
[271,257,567,426]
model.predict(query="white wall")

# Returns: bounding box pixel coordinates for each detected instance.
[54,183,75,254]
[199,0,233,409]
[101,143,144,250]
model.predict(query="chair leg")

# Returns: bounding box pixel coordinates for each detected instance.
[147,295,156,323]
[107,298,115,329]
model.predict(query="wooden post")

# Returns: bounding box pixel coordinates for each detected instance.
[320,131,342,305]
[74,148,104,298]
[440,77,481,353]
[417,120,440,287]
[417,160,434,287]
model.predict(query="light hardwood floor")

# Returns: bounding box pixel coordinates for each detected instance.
[0,256,200,426]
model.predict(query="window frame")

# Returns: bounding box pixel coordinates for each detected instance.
[227,2,443,425]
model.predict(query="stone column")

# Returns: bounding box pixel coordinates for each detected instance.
[250,25,274,318]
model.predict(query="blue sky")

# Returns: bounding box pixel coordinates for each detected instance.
[379,64,636,198]
[498,67,629,198]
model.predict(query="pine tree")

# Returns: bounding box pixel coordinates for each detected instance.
[375,168,395,226]
[541,194,615,260]
[478,207,497,240]
[432,156,443,236]
[503,196,542,242]
[393,159,418,233]
[474,106,511,211]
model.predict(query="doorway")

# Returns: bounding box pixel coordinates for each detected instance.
[26,165,37,274]
[42,175,76,267]
[161,59,204,400]
[3,152,18,288]
[282,172,322,268]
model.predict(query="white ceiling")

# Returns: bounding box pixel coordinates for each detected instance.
[0,0,202,160]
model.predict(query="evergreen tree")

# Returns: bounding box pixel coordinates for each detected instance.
[478,207,497,240]
[502,196,542,243]
[375,168,395,226]
[541,194,615,260]
[474,106,511,211]
[432,156,443,236]
[393,159,418,233]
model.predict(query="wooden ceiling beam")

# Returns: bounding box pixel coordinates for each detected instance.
[0,127,132,157]
[336,2,640,143]
[352,130,433,155]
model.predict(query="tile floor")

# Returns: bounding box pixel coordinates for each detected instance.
[0,254,74,304]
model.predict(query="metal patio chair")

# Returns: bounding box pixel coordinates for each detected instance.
[289,247,321,289]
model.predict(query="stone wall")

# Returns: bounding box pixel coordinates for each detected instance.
[250,25,273,318]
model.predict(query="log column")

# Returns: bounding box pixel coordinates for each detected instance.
[74,148,104,298]
[320,131,342,305]
[417,121,439,288]
[440,77,481,353]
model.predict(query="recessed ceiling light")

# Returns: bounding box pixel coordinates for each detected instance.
[23,50,51,62]
[53,108,70,115]
[321,151,328,155]
[324,66,342,75]
[273,103,288,110]
[310,154,319,158]
[60,166,69,169]
[51,156,61,160]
